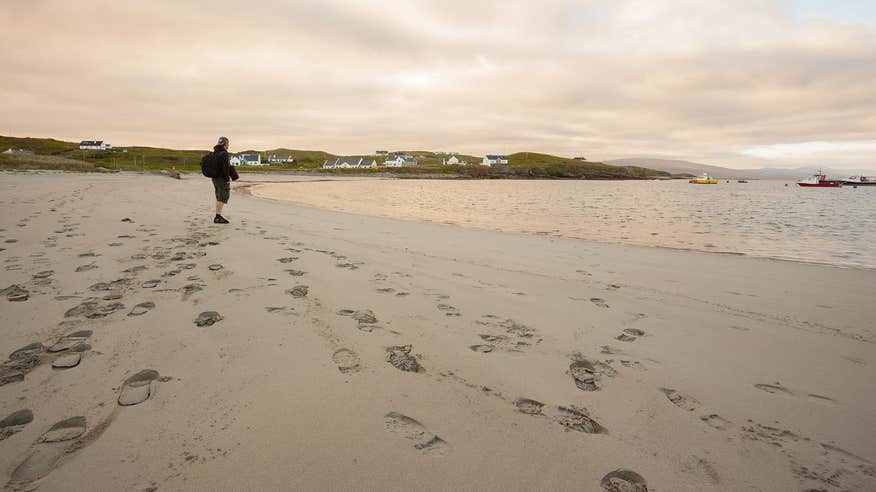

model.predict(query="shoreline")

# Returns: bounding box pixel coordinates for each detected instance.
[0,173,872,491]
[247,179,876,273]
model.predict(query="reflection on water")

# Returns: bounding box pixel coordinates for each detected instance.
[254,179,876,269]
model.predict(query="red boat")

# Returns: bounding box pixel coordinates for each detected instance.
[797,170,843,188]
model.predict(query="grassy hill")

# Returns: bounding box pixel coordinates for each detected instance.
[507,152,669,179]
[0,136,668,179]
[247,148,337,169]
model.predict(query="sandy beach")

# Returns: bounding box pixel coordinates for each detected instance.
[0,171,873,491]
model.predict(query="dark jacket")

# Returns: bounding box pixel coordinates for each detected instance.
[212,145,239,181]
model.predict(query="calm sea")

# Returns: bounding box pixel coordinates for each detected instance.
[253,179,876,269]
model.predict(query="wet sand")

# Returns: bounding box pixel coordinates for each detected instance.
[0,171,873,491]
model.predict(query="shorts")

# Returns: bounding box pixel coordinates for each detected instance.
[212,177,230,203]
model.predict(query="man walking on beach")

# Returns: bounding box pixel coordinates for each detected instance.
[211,136,238,224]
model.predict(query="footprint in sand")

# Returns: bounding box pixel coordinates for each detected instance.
[194,311,222,327]
[276,257,298,264]
[590,298,610,308]
[265,306,297,316]
[386,345,424,373]
[569,359,615,391]
[52,353,82,369]
[65,301,125,319]
[353,310,377,324]
[600,469,649,492]
[0,409,33,441]
[2,284,30,302]
[32,270,54,279]
[118,369,161,406]
[660,388,700,411]
[208,264,223,271]
[515,399,606,433]
[754,383,793,396]
[1,343,45,386]
[128,302,156,316]
[514,398,546,415]
[437,304,461,317]
[285,269,306,277]
[75,263,98,272]
[384,412,448,455]
[469,344,495,353]
[10,416,87,484]
[551,406,607,434]
[180,283,203,298]
[338,309,380,332]
[331,348,361,374]
[619,360,645,370]
[286,285,309,298]
[700,414,731,430]
[616,328,645,342]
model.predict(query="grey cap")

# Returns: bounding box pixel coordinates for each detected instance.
[217,136,229,146]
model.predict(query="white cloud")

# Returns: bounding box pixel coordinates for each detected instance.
[0,0,875,170]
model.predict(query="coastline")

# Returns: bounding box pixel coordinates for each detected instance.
[250,178,876,272]
[0,172,872,491]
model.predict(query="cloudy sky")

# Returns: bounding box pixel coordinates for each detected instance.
[1,0,875,169]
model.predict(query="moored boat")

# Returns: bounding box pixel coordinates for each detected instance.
[797,170,842,188]
[689,172,718,184]
[841,176,876,186]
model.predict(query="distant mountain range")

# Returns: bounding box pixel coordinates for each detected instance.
[605,158,873,180]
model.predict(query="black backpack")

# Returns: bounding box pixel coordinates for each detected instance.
[200,152,219,178]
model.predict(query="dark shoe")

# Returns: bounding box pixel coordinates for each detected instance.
[213,215,229,224]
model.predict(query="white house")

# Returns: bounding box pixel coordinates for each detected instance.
[323,157,378,169]
[239,153,265,166]
[79,140,112,150]
[443,155,468,166]
[268,154,295,165]
[383,155,418,167]
[482,155,508,167]
[229,156,242,166]
[2,148,34,155]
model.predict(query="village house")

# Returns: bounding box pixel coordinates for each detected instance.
[383,155,418,167]
[482,155,508,166]
[239,153,264,166]
[323,157,378,169]
[229,155,242,166]
[268,154,295,165]
[442,155,468,166]
[2,149,34,155]
[79,140,112,150]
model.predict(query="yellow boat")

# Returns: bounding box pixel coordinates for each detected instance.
[689,172,718,184]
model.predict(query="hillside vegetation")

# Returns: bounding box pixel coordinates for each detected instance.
[507,152,667,179]
[0,135,668,179]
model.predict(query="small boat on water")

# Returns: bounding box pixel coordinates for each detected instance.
[797,170,843,188]
[689,172,718,184]
[841,176,876,186]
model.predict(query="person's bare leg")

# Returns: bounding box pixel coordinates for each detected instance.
[215,201,224,214]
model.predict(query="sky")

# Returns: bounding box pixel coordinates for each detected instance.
[1,0,875,170]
